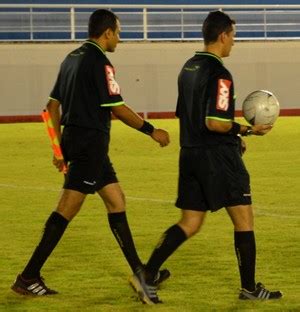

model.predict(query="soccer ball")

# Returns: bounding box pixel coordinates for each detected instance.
[242,90,280,125]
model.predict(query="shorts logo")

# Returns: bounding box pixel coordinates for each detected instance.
[105,65,121,95]
[216,79,231,111]
[83,180,96,186]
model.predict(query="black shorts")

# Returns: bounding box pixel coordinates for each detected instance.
[175,145,251,212]
[61,126,118,194]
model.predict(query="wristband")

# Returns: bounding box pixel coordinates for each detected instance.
[228,122,241,135]
[241,126,253,136]
[138,120,154,135]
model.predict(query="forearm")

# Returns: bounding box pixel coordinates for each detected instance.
[206,118,250,135]
[112,104,149,131]
[205,117,272,136]
[112,104,170,146]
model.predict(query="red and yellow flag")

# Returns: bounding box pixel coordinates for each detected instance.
[41,110,67,173]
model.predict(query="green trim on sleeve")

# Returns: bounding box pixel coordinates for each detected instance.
[206,116,233,122]
[101,101,125,107]
[48,96,60,102]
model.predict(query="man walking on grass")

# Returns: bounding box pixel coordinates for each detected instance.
[129,10,283,304]
[11,9,170,297]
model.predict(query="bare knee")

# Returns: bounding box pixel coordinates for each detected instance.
[177,210,206,238]
[56,189,86,221]
[105,191,125,213]
[226,205,254,231]
[98,183,126,213]
[178,221,201,237]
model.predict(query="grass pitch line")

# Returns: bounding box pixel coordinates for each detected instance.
[0,183,299,219]
[127,196,174,204]
[127,196,300,220]
[0,183,58,192]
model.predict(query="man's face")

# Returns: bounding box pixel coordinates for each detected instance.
[222,24,236,57]
[106,19,121,52]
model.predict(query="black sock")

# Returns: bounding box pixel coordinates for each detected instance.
[146,224,187,280]
[21,212,69,280]
[108,212,143,273]
[234,231,256,291]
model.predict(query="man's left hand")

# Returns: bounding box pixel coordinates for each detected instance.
[151,129,170,147]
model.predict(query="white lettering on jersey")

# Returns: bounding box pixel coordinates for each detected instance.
[105,65,121,95]
[216,79,231,111]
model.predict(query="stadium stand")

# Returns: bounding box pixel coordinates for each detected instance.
[0,1,300,121]
[1,1,300,41]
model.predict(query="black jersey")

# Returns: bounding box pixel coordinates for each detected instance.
[176,52,238,147]
[50,40,124,134]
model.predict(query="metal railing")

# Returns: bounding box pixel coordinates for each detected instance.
[0,4,300,41]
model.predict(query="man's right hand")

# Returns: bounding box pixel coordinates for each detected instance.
[251,124,273,136]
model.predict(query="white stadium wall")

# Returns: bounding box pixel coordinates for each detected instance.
[0,41,299,122]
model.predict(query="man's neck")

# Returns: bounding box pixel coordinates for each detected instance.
[88,37,107,53]
[203,44,223,58]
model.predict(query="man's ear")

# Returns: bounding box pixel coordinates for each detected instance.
[104,28,113,39]
[220,32,226,43]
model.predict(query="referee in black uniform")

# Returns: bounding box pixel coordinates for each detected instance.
[131,11,282,303]
[12,9,169,297]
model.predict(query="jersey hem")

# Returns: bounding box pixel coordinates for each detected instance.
[101,101,125,107]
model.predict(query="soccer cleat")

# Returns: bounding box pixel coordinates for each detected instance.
[153,269,171,286]
[11,274,58,296]
[239,282,282,300]
[129,267,161,305]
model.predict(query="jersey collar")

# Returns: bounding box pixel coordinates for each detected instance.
[85,39,106,55]
[195,52,223,65]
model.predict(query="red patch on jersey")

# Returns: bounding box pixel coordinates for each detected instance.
[216,79,231,111]
[105,65,121,95]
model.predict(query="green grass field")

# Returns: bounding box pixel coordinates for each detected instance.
[0,118,299,312]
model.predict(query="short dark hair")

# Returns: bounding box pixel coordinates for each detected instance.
[88,9,118,38]
[202,11,236,45]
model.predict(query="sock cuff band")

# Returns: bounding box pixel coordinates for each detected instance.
[234,231,255,243]
[48,211,69,227]
[166,224,187,241]
[108,211,127,223]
